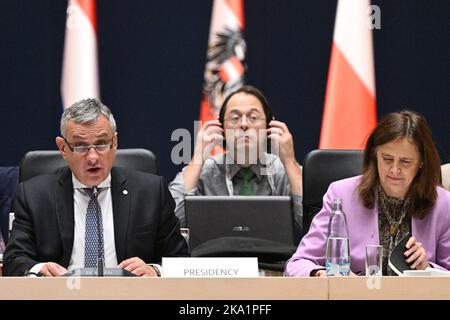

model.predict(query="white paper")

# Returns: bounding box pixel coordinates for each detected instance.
[402,267,450,277]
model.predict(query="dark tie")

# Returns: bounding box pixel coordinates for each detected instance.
[84,187,105,268]
[236,168,256,196]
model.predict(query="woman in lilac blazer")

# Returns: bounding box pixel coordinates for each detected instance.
[286,111,450,277]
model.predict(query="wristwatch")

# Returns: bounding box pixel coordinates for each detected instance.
[149,264,161,277]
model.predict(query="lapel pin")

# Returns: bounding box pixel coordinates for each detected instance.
[123,190,128,195]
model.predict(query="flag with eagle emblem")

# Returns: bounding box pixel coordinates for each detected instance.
[200,0,246,122]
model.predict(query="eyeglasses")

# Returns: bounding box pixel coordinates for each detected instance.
[63,137,113,154]
[224,114,266,127]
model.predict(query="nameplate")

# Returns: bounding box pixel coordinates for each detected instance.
[161,257,259,277]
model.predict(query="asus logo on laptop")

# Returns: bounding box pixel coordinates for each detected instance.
[232,226,250,232]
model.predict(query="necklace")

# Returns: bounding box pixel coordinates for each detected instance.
[387,219,402,238]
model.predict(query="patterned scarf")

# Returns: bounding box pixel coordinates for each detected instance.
[377,185,411,276]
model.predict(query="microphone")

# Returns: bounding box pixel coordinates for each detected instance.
[93,186,104,277]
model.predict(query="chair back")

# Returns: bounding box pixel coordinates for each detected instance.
[19,148,159,182]
[302,149,364,232]
[442,163,450,191]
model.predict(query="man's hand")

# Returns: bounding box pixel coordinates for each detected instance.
[192,120,224,165]
[267,120,296,165]
[119,257,158,277]
[267,120,302,195]
[39,262,67,277]
[182,120,223,192]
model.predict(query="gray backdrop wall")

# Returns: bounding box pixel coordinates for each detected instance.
[0,0,449,181]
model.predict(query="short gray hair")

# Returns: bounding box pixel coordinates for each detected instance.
[60,98,117,137]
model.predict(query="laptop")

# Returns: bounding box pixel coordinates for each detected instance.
[185,196,295,250]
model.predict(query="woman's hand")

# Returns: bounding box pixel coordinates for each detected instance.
[405,236,430,270]
[311,269,327,277]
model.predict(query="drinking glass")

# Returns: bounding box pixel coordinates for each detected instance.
[365,244,383,276]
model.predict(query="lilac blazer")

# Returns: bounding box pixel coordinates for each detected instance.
[286,176,450,276]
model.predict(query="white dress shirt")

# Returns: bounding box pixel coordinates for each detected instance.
[30,174,118,274]
[69,173,118,271]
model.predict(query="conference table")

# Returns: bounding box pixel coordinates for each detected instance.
[0,276,449,300]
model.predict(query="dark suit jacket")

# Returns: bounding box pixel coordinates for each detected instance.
[0,166,19,243]
[3,166,188,276]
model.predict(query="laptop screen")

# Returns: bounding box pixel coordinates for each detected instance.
[185,196,295,250]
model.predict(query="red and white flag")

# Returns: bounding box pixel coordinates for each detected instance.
[200,0,246,122]
[61,0,99,109]
[319,0,377,150]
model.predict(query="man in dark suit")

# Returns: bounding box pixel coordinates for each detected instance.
[3,98,188,277]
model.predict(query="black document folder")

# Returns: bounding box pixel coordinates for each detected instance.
[388,232,412,275]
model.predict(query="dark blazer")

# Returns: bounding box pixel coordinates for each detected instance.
[3,166,188,276]
[0,166,19,243]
